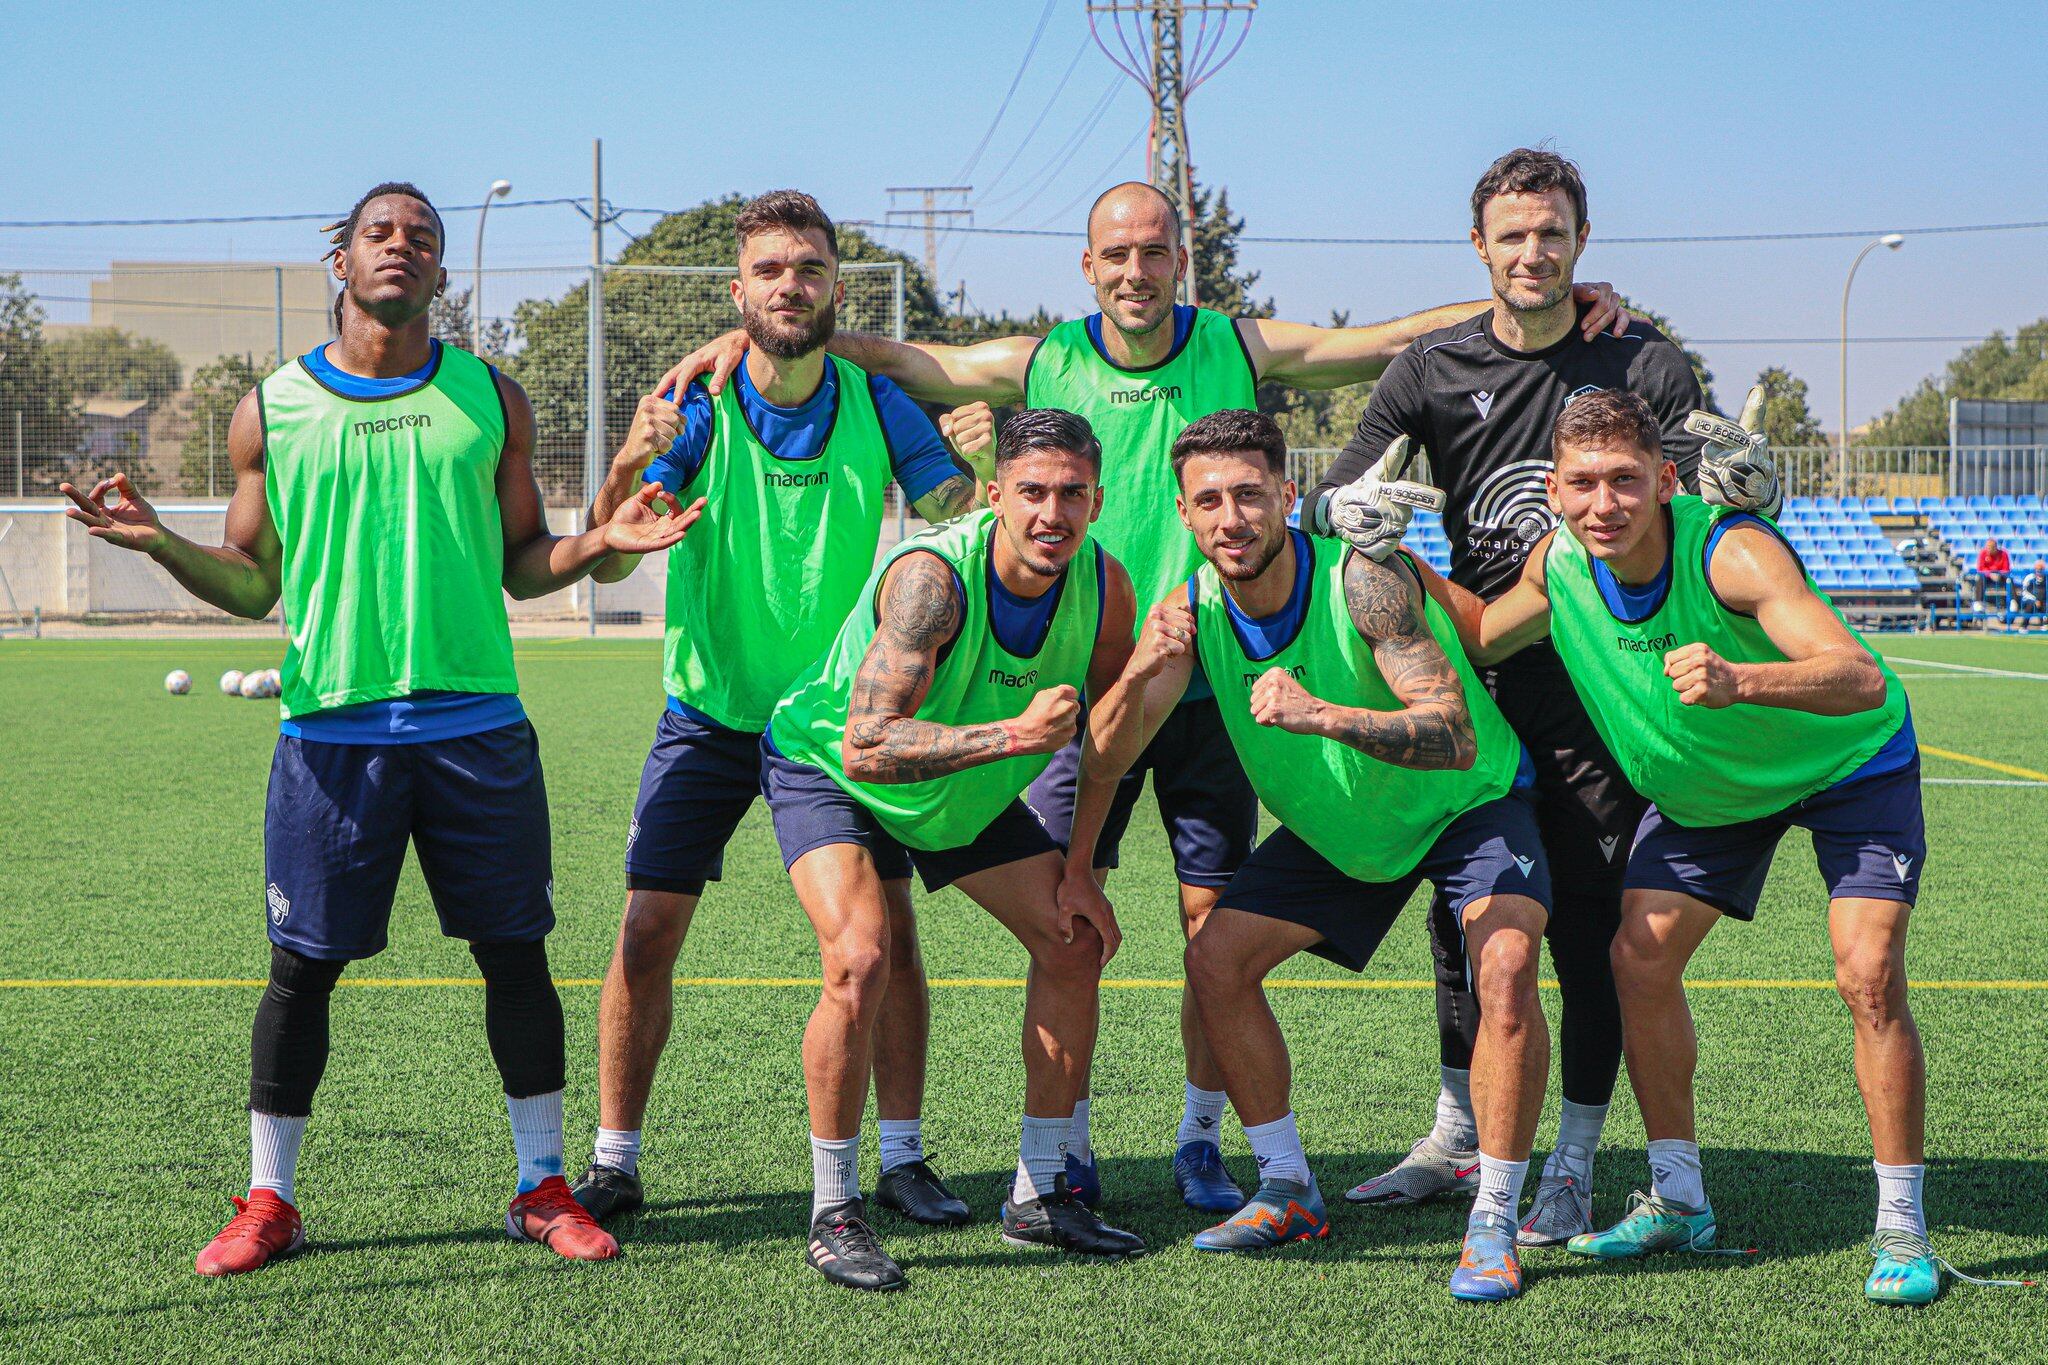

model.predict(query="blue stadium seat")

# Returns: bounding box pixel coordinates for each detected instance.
[1993,495,2018,508]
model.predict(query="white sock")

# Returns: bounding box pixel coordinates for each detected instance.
[877,1118,924,1174]
[1068,1097,1092,1164]
[506,1091,565,1194]
[1244,1111,1309,1186]
[1432,1066,1478,1151]
[249,1111,307,1206]
[1555,1099,1608,1162]
[593,1126,641,1177]
[1470,1153,1530,1227]
[1873,1160,1927,1238]
[1176,1083,1229,1147]
[1646,1138,1708,1210]
[1012,1114,1070,1204]
[810,1134,860,1218]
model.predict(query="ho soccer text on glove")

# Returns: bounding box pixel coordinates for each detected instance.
[1688,383,1782,519]
[1317,435,1446,562]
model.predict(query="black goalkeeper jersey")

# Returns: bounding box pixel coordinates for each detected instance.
[1308,306,1707,605]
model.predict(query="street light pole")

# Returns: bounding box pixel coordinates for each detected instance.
[472,179,512,355]
[1839,232,1904,495]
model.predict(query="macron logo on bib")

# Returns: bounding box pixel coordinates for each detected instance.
[352,413,432,437]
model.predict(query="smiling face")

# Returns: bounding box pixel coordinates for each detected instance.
[1081,184,1184,340]
[1176,449,1297,584]
[1472,188,1586,316]
[334,193,446,326]
[988,447,1102,579]
[732,224,842,360]
[1547,440,1677,565]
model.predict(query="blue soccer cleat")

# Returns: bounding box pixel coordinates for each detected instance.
[1192,1178,1329,1252]
[1450,1213,1524,1301]
[1173,1140,1244,1214]
[1065,1151,1101,1209]
[1866,1230,1942,1306]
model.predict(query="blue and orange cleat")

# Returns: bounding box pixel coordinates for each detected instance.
[1174,1140,1245,1214]
[1192,1177,1329,1252]
[1450,1213,1524,1302]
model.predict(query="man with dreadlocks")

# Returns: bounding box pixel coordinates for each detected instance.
[62,182,701,1275]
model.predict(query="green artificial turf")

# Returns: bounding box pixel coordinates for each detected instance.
[2,633,2044,1361]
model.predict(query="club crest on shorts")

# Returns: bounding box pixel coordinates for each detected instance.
[266,883,291,926]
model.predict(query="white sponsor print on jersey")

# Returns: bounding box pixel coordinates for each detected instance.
[1471,390,1496,420]
[1598,835,1621,862]
[267,883,291,926]
[1467,459,1557,547]
[1564,384,1603,408]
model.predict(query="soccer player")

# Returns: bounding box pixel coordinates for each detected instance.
[762,409,1145,1291]
[654,180,1628,1213]
[573,191,988,1230]
[1304,148,1781,1244]
[61,182,699,1275]
[1418,389,1954,1305]
[1066,409,1552,1300]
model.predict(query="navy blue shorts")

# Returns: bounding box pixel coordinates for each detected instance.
[761,743,1059,892]
[1026,695,1257,888]
[624,706,767,896]
[1217,792,1552,972]
[1624,758,1925,921]
[262,721,554,961]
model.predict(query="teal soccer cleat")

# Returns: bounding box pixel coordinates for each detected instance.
[1566,1191,1728,1260]
[1865,1230,1942,1306]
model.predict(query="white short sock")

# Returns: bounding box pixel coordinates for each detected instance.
[1068,1097,1092,1164]
[1244,1111,1309,1186]
[1646,1138,1707,1210]
[1555,1099,1609,1161]
[1432,1066,1478,1151]
[1013,1115,1070,1204]
[593,1126,641,1177]
[506,1091,566,1194]
[810,1134,860,1218]
[1176,1083,1229,1148]
[1873,1160,1927,1238]
[878,1118,924,1174]
[1470,1153,1530,1227]
[249,1111,307,1206]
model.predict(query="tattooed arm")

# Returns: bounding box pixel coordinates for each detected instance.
[908,472,980,525]
[1246,552,1477,770]
[840,551,1081,783]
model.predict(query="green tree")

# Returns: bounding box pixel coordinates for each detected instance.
[1754,365,1826,448]
[428,288,513,365]
[1860,319,2048,446]
[1616,295,1717,412]
[179,354,263,495]
[0,273,83,489]
[46,327,182,405]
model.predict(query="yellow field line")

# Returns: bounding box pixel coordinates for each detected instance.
[2,976,2042,991]
[1921,744,2048,783]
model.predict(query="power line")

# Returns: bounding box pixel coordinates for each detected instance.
[953,0,1060,184]
[839,216,2048,245]
[974,36,1093,203]
[1033,122,1150,229]
[0,198,590,229]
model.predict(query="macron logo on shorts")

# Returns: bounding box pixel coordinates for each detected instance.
[1598,835,1621,862]
[1892,853,1914,882]
[1512,854,1534,876]
[267,883,291,926]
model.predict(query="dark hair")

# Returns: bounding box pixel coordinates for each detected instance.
[322,181,444,330]
[996,408,1102,474]
[1170,408,1288,484]
[1551,389,1661,463]
[1471,147,1588,236]
[735,189,838,258]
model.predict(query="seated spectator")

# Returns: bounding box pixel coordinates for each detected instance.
[2021,558,2047,618]
[1976,537,2011,608]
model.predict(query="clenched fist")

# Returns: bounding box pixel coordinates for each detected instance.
[940,401,997,485]
[617,393,685,472]
[1249,666,1324,734]
[1006,684,1082,755]
[1663,642,1741,707]
[1130,599,1196,678]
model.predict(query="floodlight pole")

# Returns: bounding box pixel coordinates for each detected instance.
[472,178,512,354]
[1839,233,1904,497]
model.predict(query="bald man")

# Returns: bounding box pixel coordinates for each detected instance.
[655,182,1630,1214]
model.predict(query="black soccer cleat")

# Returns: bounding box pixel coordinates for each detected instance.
[570,1162,644,1224]
[807,1198,907,1292]
[874,1158,972,1226]
[1000,1176,1147,1259]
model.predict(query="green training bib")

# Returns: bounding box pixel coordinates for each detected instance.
[1026,307,1257,619]
[1195,536,1520,881]
[260,343,515,719]
[661,355,896,731]
[770,509,1102,851]
[1545,495,1907,827]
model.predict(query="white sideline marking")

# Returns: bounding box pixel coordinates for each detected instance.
[1888,655,2048,681]
[1923,777,2048,787]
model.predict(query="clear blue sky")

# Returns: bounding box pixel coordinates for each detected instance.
[5,0,2043,428]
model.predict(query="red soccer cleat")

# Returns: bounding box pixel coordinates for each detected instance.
[195,1190,305,1276]
[507,1176,622,1261]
